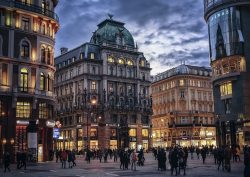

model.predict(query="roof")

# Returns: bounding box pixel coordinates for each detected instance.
[153,64,212,82]
[90,18,135,47]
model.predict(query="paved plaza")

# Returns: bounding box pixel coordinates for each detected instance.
[0,153,244,177]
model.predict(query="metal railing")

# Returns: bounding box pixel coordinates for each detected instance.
[0,0,59,22]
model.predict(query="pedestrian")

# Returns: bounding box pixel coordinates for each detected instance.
[61,149,67,169]
[16,151,21,169]
[3,152,11,173]
[213,147,218,164]
[113,149,118,162]
[56,150,60,163]
[236,145,241,162]
[217,147,224,171]
[244,146,250,177]
[224,145,232,172]
[72,150,76,166]
[98,149,103,163]
[169,147,178,176]
[196,147,200,159]
[130,151,137,171]
[201,147,207,164]
[68,151,73,168]
[20,151,27,170]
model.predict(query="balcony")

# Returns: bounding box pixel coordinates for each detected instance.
[0,0,59,22]
[204,0,250,20]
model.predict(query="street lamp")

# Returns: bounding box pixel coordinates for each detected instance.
[2,138,6,154]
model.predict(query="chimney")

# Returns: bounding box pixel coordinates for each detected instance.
[60,47,68,55]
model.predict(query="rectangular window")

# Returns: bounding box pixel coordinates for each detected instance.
[77,129,83,137]
[179,79,184,86]
[16,102,31,118]
[21,17,30,31]
[91,81,96,91]
[129,128,136,137]
[2,63,8,85]
[220,82,232,97]
[90,128,97,137]
[39,103,48,119]
[110,129,117,137]
[142,129,148,137]
[90,53,95,59]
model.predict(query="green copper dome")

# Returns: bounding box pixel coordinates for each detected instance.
[90,18,135,47]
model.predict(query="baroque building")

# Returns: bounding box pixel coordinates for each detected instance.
[152,64,216,147]
[204,0,250,147]
[0,0,59,162]
[54,16,152,151]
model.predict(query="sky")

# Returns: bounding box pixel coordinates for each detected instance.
[55,0,209,75]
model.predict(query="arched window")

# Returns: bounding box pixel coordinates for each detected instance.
[20,68,28,92]
[41,46,46,63]
[47,48,51,64]
[40,73,45,91]
[118,58,125,65]
[108,56,114,63]
[127,60,133,66]
[21,41,30,58]
[139,59,145,67]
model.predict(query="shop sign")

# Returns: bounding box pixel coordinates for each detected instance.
[46,120,55,128]
[53,128,60,139]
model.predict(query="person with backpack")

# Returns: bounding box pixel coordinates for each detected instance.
[3,152,11,173]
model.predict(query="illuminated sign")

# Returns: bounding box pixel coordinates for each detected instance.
[53,128,60,139]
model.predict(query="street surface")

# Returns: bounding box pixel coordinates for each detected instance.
[0,153,244,177]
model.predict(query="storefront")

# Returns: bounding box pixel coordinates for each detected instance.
[110,140,117,149]
[90,140,98,149]
[142,140,149,150]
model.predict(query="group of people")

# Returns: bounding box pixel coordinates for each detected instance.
[55,149,76,168]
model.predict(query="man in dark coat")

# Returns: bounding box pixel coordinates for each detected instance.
[3,152,11,172]
[169,147,178,176]
[244,146,250,177]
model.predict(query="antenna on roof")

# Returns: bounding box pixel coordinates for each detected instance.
[108,13,114,20]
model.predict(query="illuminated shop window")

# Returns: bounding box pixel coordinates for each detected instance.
[220,82,232,97]
[129,128,136,137]
[16,102,31,118]
[142,129,148,137]
[90,128,97,137]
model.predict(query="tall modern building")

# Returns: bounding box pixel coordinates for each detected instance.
[204,0,250,147]
[54,16,152,151]
[152,64,216,147]
[0,0,59,162]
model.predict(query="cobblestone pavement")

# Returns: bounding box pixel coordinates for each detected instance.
[0,153,244,177]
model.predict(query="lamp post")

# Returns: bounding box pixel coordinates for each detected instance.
[2,138,6,155]
[160,118,164,147]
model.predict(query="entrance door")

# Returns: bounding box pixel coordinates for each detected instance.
[38,144,43,162]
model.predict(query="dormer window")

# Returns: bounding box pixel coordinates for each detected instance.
[90,53,95,59]
[108,56,115,63]
[118,58,125,65]
[140,59,145,67]
[127,59,133,66]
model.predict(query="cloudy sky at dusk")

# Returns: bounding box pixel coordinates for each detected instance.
[55,0,209,75]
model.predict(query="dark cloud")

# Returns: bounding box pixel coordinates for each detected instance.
[55,0,210,74]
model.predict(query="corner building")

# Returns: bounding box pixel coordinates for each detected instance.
[54,17,152,151]
[152,64,216,147]
[0,0,59,161]
[204,0,250,147]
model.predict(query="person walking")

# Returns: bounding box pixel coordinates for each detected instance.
[61,150,67,169]
[217,147,225,171]
[3,152,11,173]
[130,151,137,171]
[244,146,250,177]
[113,149,118,162]
[169,147,178,176]
[68,151,73,168]
[201,147,207,164]
[20,151,27,170]
[196,147,200,159]
[72,150,76,166]
[224,145,232,172]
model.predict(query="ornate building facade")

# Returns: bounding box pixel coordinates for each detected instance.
[54,17,152,151]
[204,0,250,147]
[152,64,216,147]
[0,0,59,162]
